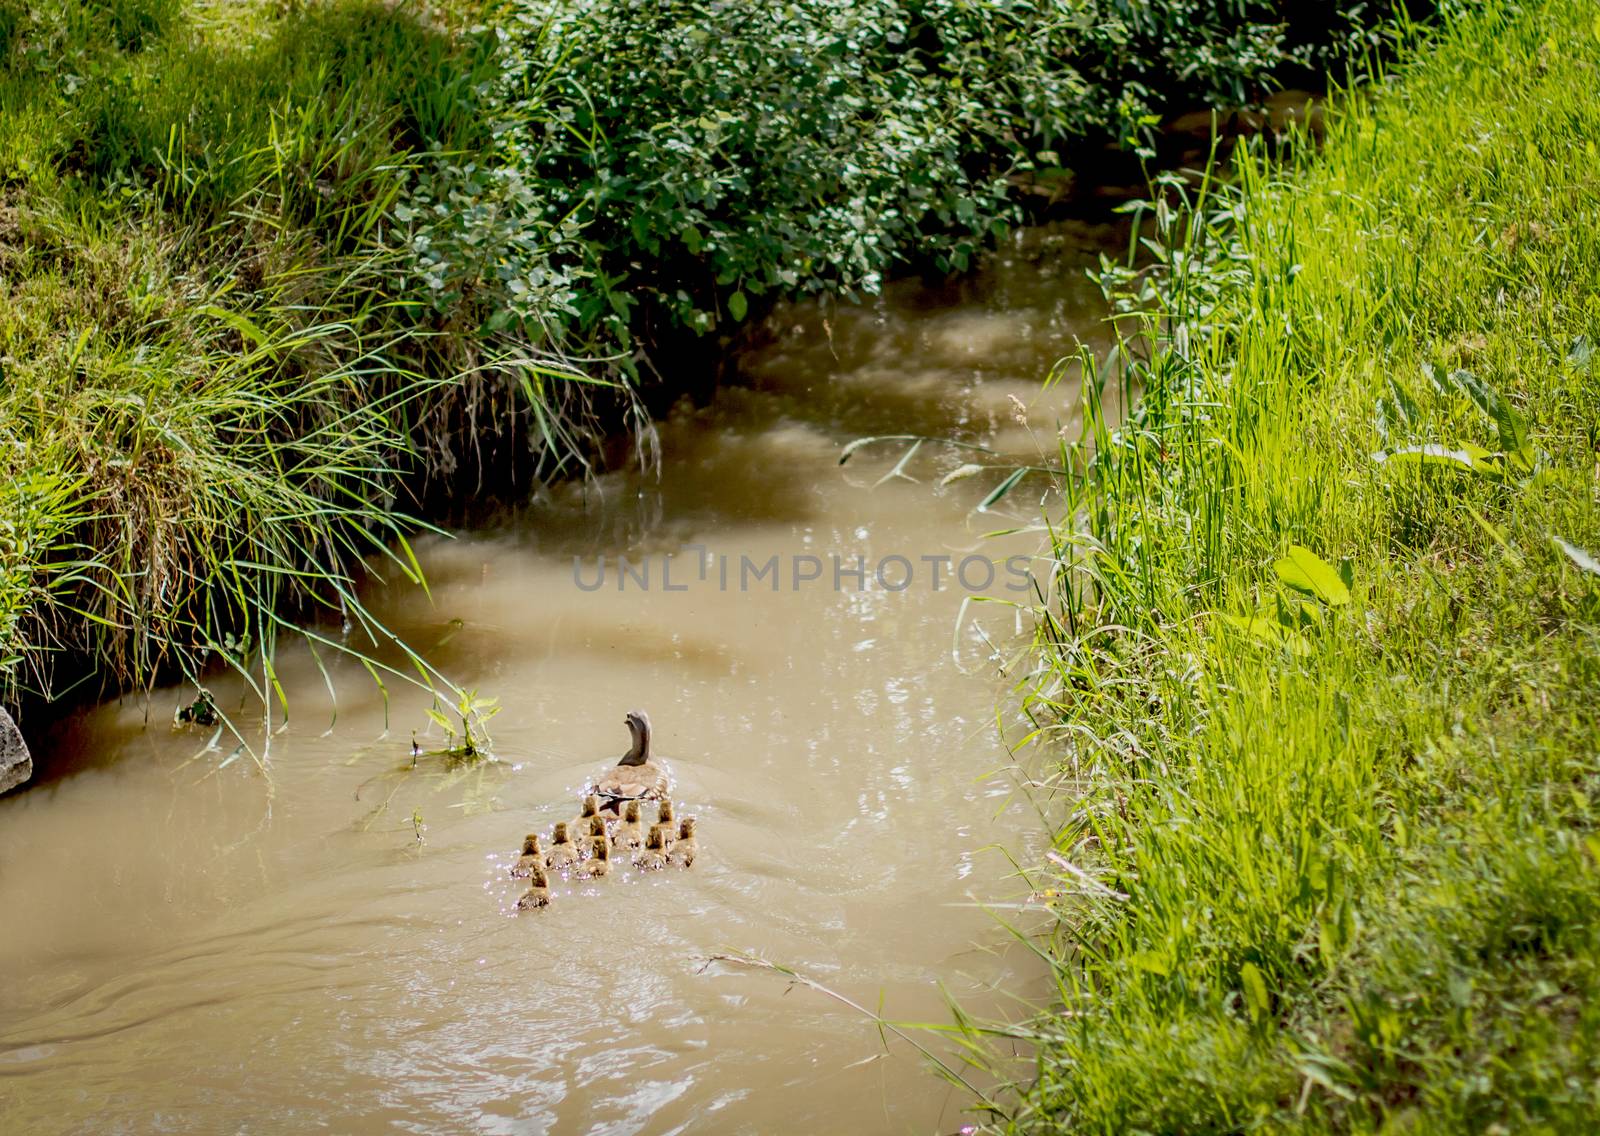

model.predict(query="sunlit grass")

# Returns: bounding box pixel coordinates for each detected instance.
[0,0,589,733]
[974,0,1600,1130]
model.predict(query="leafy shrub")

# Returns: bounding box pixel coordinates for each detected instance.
[404,0,1412,380]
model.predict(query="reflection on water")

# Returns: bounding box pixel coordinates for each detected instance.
[0,222,1120,1134]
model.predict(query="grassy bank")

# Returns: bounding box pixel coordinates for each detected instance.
[992,0,1600,1129]
[0,0,538,713]
[0,0,1403,725]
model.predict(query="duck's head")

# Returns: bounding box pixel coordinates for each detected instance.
[678,816,696,840]
[528,866,549,888]
[625,800,641,822]
[580,793,599,816]
[521,833,542,855]
[658,799,675,824]
[621,709,653,764]
[553,822,570,843]
[588,815,608,838]
[645,826,665,851]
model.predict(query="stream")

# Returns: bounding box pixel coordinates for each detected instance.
[0,220,1121,1135]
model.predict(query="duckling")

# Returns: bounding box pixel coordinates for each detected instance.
[587,813,610,845]
[510,833,544,878]
[575,836,611,879]
[570,793,602,836]
[545,822,580,871]
[667,816,697,868]
[611,799,644,852]
[652,809,672,857]
[634,824,669,871]
[516,866,551,911]
[592,710,672,814]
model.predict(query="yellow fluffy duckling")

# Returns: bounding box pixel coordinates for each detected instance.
[516,866,551,911]
[587,813,610,845]
[656,798,676,834]
[545,822,580,871]
[575,836,611,880]
[667,816,697,869]
[611,799,644,853]
[510,833,544,878]
[635,824,670,871]
[570,793,602,836]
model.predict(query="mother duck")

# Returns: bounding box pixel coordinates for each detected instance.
[591,709,671,815]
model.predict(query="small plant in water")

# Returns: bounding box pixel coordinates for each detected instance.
[175,688,218,728]
[411,809,426,846]
[418,688,500,763]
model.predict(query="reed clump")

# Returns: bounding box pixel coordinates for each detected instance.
[0,0,589,710]
[978,1,1600,1130]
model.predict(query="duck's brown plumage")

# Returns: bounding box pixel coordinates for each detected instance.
[593,710,671,811]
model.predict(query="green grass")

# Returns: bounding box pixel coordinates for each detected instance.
[0,0,583,716]
[977,1,1600,1130]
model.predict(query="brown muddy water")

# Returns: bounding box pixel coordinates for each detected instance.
[0,222,1121,1134]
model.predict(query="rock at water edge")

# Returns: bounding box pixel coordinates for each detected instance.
[0,707,32,794]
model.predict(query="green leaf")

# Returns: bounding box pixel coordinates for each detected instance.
[198,305,270,349]
[728,291,749,321]
[1126,951,1170,976]
[1465,504,1521,564]
[1374,396,1398,445]
[1421,361,1450,397]
[1277,593,1325,631]
[977,468,1028,512]
[1452,369,1529,455]
[1220,613,1282,641]
[1219,613,1311,656]
[1374,443,1470,469]
[1460,442,1508,479]
[1274,545,1350,605]
[1385,376,1420,428]
[1374,443,1502,479]
[1240,962,1270,1022]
